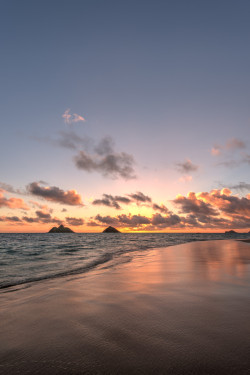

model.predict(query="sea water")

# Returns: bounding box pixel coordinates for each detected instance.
[0,232,248,290]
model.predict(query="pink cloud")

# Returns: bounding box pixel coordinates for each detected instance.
[0,191,29,210]
[62,109,85,125]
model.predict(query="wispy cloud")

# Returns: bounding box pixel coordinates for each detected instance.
[92,191,154,210]
[176,159,199,174]
[211,138,249,168]
[228,182,250,192]
[226,138,246,151]
[216,153,250,168]
[0,182,24,195]
[128,192,152,204]
[62,109,85,125]
[211,137,246,156]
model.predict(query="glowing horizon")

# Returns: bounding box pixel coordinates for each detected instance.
[0,185,249,233]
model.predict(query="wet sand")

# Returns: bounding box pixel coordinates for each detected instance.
[240,239,250,243]
[1,240,250,374]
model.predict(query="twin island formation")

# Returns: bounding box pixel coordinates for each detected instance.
[48,226,247,235]
[48,225,120,233]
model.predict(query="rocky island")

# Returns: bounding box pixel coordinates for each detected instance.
[102,226,120,233]
[225,230,238,234]
[48,225,74,233]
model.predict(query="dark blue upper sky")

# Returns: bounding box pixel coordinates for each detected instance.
[0,0,250,204]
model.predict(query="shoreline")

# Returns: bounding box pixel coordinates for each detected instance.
[1,236,249,292]
[239,239,250,243]
[1,239,250,374]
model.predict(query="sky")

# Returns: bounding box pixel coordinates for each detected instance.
[0,0,250,233]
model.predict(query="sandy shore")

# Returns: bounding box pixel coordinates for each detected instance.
[1,239,250,374]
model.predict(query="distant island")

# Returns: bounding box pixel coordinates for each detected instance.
[225,230,238,234]
[102,226,120,233]
[48,225,74,233]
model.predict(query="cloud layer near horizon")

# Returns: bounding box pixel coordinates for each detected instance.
[88,188,250,231]
[1,180,250,231]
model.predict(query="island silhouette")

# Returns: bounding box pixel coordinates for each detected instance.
[102,226,120,233]
[48,225,74,233]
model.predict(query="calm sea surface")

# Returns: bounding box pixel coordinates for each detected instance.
[0,232,249,290]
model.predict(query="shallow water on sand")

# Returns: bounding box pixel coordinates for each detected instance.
[1,232,248,289]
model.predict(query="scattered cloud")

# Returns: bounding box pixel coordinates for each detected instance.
[91,211,182,230]
[216,160,240,168]
[22,209,63,225]
[35,210,52,220]
[27,182,84,206]
[74,150,136,179]
[88,188,250,231]
[92,191,156,210]
[211,138,250,169]
[57,131,93,150]
[211,137,246,156]
[93,194,128,210]
[94,136,114,156]
[128,192,152,203]
[176,159,199,174]
[62,109,85,125]
[152,203,169,214]
[228,182,250,192]
[0,216,23,223]
[226,138,246,151]
[219,153,250,168]
[93,213,151,228]
[33,130,137,180]
[0,182,23,195]
[0,190,29,210]
[66,217,84,226]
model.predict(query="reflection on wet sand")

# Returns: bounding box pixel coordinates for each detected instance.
[115,240,250,294]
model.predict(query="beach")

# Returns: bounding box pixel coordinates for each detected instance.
[1,239,250,374]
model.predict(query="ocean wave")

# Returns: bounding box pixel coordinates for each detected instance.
[1,232,249,291]
[0,252,114,290]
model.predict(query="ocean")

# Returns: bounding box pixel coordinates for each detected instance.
[0,232,249,290]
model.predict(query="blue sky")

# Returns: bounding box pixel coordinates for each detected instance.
[0,0,250,232]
